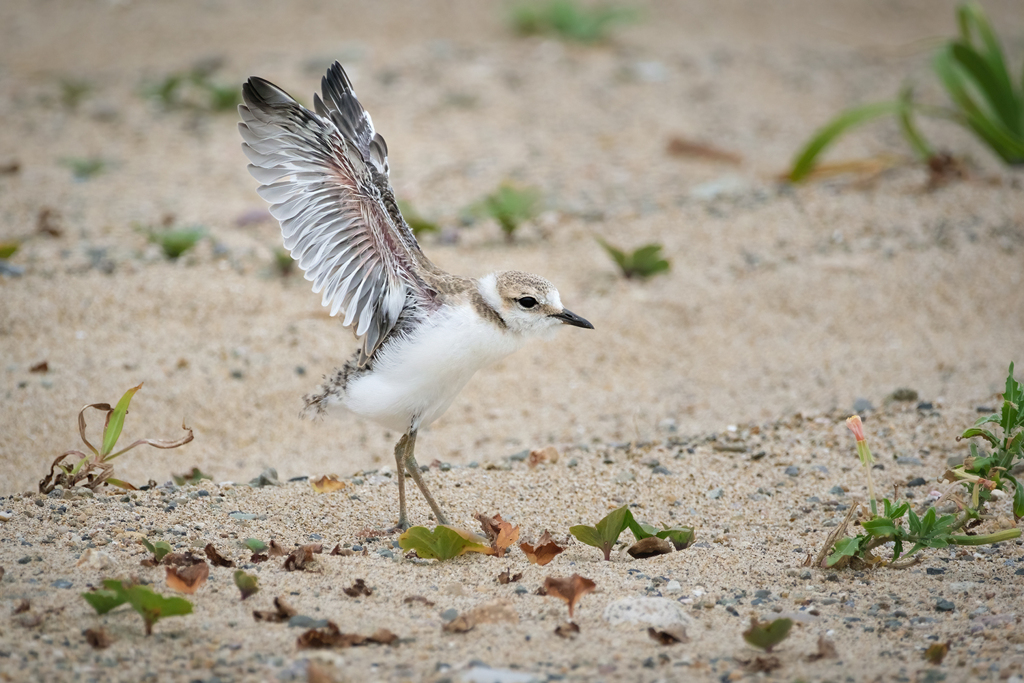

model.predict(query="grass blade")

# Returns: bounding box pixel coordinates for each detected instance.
[101,384,143,458]
[789,101,903,182]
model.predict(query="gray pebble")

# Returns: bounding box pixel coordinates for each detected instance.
[51,579,73,589]
[853,398,874,412]
[784,466,800,476]
[828,486,846,496]
[567,458,578,468]
[907,477,927,487]
[287,615,330,629]
[652,465,671,475]
[377,549,394,559]
[936,599,955,612]
[896,456,923,466]
[440,608,459,622]
[705,488,724,499]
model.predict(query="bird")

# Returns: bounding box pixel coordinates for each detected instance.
[238,62,593,529]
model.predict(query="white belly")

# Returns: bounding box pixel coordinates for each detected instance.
[342,304,526,432]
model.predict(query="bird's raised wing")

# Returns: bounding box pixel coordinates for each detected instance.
[239,62,437,363]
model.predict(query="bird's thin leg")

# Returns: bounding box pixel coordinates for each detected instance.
[393,433,409,530]
[402,428,450,526]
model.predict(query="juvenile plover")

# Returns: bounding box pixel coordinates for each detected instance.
[238,62,593,528]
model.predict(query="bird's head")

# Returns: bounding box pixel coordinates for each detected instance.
[478,271,594,338]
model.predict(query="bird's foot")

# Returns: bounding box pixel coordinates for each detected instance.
[388,517,411,534]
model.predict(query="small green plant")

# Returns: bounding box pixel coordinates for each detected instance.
[233,570,259,600]
[570,505,693,560]
[244,538,268,553]
[39,383,194,493]
[61,157,106,181]
[143,63,240,113]
[743,617,793,652]
[398,200,440,237]
[398,525,492,561]
[510,0,637,43]
[82,579,192,635]
[145,226,206,259]
[476,183,541,241]
[272,248,295,277]
[141,538,172,564]
[58,77,92,110]
[822,368,1023,569]
[789,2,1024,181]
[0,241,19,260]
[598,238,670,279]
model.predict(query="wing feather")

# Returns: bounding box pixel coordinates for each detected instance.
[238,62,440,363]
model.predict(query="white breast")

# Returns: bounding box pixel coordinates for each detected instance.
[341,303,526,432]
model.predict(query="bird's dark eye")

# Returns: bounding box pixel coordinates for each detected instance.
[518,296,538,309]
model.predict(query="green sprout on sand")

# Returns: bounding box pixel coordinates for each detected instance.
[82,580,192,636]
[598,238,670,280]
[144,226,206,259]
[39,383,193,493]
[789,2,1024,181]
[570,505,694,561]
[510,0,637,44]
[61,157,107,181]
[398,526,493,561]
[475,183,541,241]
[398,200,440,237]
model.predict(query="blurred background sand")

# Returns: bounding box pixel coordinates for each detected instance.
[1,0,1022,494]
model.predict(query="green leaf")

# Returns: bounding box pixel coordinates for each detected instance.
[862,517,898,537]
[233,570,259,600]
[243,538,267,553]
[81,580,129,614]
[1007,475,1024,521]
[742,617,793,652]
[123,584,193,635]
[101,384,142,458]
[397,525,492,561]
[141,538,171,563]
[961,427,999,447]
[788,100,904,182]
[510,0,637,44]
[146,226,206,259]
[597,238,670,279]
[897,86,934,159]
[570,505,632,560]
[397,200,439,237]
[656,526,696,550]
[826,536,862,567]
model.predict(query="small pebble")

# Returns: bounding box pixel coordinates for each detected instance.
[907,477,927,487]
[784,466,800,477]
[440,608,458,622]
[935,599,955,612]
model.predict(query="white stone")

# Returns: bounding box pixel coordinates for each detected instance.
[603,597,693,629]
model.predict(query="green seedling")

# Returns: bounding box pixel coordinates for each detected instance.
[570,505,631,561]
[790,2,1024,181]
[476,183,541,241]
[0,241,19,259]
[273,248,295,277]
[743,617,793,652]
[233,570,259,600]
[625,517,696,550]
[598,238,670,279]
[141,538,172,564]
[244,538,268,553]
[82,579,192,636]
[398,526,492,561]
[172,467,211,486]
[145,226,206,259]
[61,157,106,181]
[58,77,92,110]
[143,64,240,113]
[39,383,194,493]
[510,0,637,43]
[398,200,440,237]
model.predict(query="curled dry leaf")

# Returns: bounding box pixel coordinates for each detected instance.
[554,622,580,639]
[163,551,204,567]
[497,569,523,584]
[806,635,838,662]
[165,561,209,594]
[519,530,565,566]
[204,543,235,568]
[268,540,286,557]
[250,553,269,563]
[542,574,596,618]
[647,626,689,645]
[14,599,30,614]
[311,474,347,493]
[925,642,950,665]
[403,595,435,607]
[628,536,674,559]
[253,596,298,622]
[297,622,399,649]
[475,513,520,558]
[343,579,372,598]
[528,445,559,467]
[283,544,322,571]
[84,627,113,649]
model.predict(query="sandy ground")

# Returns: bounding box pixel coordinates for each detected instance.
[1,0,1024,681]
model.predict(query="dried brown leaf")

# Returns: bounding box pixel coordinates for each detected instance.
[925,641,949,665]
[297,622,399,649]
[311,474,347,493]
[29,361,48,373]
[283,544,322,571]
[250,553,268,563]
[163,551,204,567]
[166,561,209,594]
[403,595,435,607]
[528,446,559,467]
[554,622,580,639]
[666,137,742,164]
[84,627,113,649]
[647,626,689,644]
[497,570,523,584]
[14,599,30,614]
[742,656,782,673]
[330,545,355,556]
[542,574,596,618]
[806,635,838,662]
[519,530,565,566]
[475,512,520,558]
[268,540,286,557]
[343,579,373,598]
[252,596,298,622]
[628,536,674,559]
[442,599,518,633]
[204,543,235,568]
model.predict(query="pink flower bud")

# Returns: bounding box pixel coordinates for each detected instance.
[846,415,866,442]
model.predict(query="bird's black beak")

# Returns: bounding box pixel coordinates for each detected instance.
[550,308,594,329]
